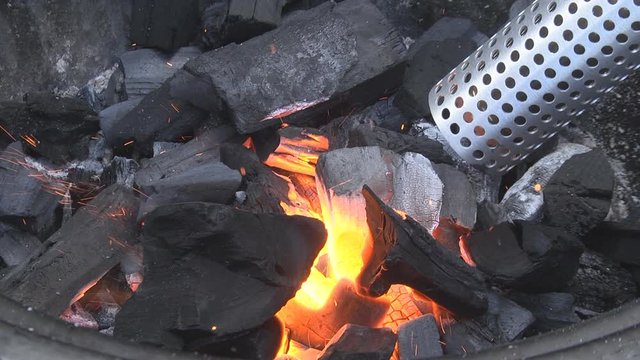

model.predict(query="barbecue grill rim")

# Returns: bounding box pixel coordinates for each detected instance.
[0,295,638,359]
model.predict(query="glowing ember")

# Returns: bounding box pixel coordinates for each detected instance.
[533,183,542,192]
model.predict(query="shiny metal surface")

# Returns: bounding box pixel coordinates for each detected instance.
[429,0,640,173]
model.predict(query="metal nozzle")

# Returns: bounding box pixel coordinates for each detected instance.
[429,0,640,173]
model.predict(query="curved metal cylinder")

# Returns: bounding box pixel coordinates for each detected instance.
[429,0,640,173]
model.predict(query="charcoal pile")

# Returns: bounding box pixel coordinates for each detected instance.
[0,0,639,359]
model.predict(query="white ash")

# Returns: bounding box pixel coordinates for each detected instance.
[499,143,591,223]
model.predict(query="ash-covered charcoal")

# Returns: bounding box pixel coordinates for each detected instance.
[221,144,317,216]
[120,47,202,101]
[279,279,389,349]
[152,142,182,157]
[474,200,503,232]
[60,302,99,330]
[509,292,580,333]
[422,0,512,34]
[183,0,405,134]
[0,185,139,317]
[543,150,615,239]
[564,250,638,314]
[347,124,455,165]
[0,93,100,164]
[584,221,640,266]
[498,143,591,223]
[316,324,397,360]
[397,314,443,360]
[359,185,488,318]
[137,162,241,219]
[129,0,201,51]
[462,222,584,292]
[0,222,42,268]
[186,317,283,359]
[394,19,485,119]
[102,72,209,155]
[114,202,326,350]
[317,147,443,236]
[100,156,139,187]
[433,164,477,229]
[0,142,62,238]
[256,126,329,176]
[80,61,126,113]
[135,125,237,189]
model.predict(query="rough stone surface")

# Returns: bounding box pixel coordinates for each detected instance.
[317,324,397,360]
[0,0,130,100]
[184,0,406,134]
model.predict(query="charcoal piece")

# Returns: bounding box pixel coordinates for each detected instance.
[476,293,535,342]
[279,279,389,349]
[348,124,454,165]
[462,222,584,292]
[99,99,142,139]
[152,142,182,157]
[443,293,534,355]
[60,303,99,330]
[0,142,61,238]
[0,93,100,164]
[433,164,477,229]
[221,144,317,216]
[564,250,638,314]
[474,201,502,231]
[441,321,493,356]
[408,17,488,57]
[80,61,126,113]
[317,147,443,243]
[397,314,443,360]
[0,222,42,267]
[138,162,241,219]
[499,143,591,223]
[200,1,228,48]
[284,172,323,216]
[186,317,283,359]
[102,73,208,154]
[394,39,477,119]
[259,126,329,176]
[543,150,614,238]
[120,47,202,100]
[114,202,326,349]
[359,185,487,318]
[224,0,286,44]
[0,185,139,316]
[317,324,397,360]
[184,0,405,134]
[583,221,640,266]
[135,125,237,190]
[129,0,201,51]
[509,292,580,333]
[100,156,139,187]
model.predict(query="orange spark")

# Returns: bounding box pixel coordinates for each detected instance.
[239,167,246,176]
[170,102,180,113]
[124,140,134,147]
[0,124,16,141]
[533,183,542,192]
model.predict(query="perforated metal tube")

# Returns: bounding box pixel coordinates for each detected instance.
[429,0,640,173]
